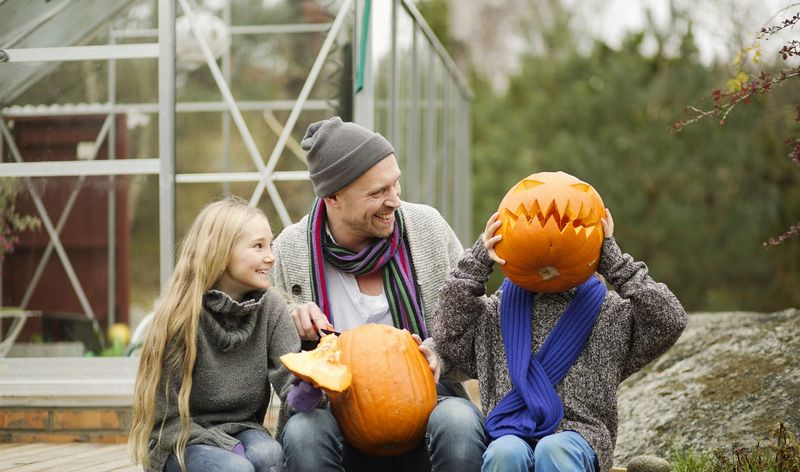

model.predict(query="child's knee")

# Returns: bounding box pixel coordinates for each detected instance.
[246,439,283,468]
[533,435,571,463]
[533,432,596,470]
[484,435,531,464]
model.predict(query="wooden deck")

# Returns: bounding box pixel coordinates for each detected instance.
[0,443,142,471]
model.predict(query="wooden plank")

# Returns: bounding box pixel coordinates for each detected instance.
[60,451,139,471]
[0,443,78,462]
[106,465,143,472]
[55,445,140,472]
[80,455,142,472]
[9,443,111,472]
[0,443,142,472]
[29,442,97,463]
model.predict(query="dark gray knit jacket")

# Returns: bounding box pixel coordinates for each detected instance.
[431,236,686,472]
[147,288,299,472]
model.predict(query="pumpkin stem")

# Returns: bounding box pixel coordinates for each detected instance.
[539,266,560,280]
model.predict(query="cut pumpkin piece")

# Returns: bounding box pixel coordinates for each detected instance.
[280,333,352,393]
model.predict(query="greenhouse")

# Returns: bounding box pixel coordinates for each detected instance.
[0,0,471,358]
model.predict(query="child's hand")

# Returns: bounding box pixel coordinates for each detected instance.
[483,212,506,265]
[287,376,323,412]
[601,208,614,239]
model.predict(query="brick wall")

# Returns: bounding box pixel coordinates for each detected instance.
[0,407,131,443]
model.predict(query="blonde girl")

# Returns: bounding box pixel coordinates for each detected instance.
[129,196,299,472]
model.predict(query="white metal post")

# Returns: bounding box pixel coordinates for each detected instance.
[158,0,176,291]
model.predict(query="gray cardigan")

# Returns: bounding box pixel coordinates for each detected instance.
[270,201,467,385]
[271,201,463,322]
[431,236,687,472]
[147,288,299,472]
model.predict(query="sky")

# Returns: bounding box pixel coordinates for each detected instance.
[570,0,798,65]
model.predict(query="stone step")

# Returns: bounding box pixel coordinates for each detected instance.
[0,357,138,407]
[0,357,137,443]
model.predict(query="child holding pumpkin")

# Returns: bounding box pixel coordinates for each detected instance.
[129,196,300,472]
[431,173,687,472]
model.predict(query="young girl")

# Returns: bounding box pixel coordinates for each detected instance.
[432,210,686,472]
[129,196,300,472]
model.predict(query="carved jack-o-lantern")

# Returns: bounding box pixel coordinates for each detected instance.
[495,171,605,293]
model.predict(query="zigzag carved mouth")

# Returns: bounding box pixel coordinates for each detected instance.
[503,195,601,233]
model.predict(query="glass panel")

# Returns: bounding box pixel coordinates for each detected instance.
[453,91,469,240]
[420,42,438,206]
[415,28,428,205]
[0,1,161,356]
[174,0,346,178]
[0,173,158,357]
[431,57,445,209]
[372,0,392,139]
[271,179,317,232]
[396,7,414,199]
[440,78,454,219]
[434,71,445,213]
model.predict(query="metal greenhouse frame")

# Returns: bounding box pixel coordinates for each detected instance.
[0,0,471,342]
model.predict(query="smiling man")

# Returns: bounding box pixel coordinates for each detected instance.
[271,116,486,471]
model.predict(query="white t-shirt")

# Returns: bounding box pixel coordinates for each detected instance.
[323,258,392,331]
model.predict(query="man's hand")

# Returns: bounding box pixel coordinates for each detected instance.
[483,212,506,265]
[290,302,331,341]
[411,334,441,383]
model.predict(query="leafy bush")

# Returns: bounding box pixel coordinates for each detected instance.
[0,178,40,268]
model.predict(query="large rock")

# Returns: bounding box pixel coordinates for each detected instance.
[614,308,800,466]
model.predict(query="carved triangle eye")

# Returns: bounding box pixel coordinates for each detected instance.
[519,179,545,190]
[570,183,591,192]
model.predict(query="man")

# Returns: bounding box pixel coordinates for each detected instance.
[271,116,486,471]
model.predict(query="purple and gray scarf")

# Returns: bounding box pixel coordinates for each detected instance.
[307,199,427,338]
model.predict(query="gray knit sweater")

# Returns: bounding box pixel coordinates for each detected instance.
[147,288,299,472]
[431,236,687,472]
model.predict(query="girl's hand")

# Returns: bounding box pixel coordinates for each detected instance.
[483,212,506,265]
[601,208,614,239]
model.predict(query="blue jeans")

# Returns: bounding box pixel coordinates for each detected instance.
[282,396,487,472]
[481,431,597,472]
[165,428,283,472]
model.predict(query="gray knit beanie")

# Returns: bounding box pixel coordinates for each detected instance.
[301,117,396,197]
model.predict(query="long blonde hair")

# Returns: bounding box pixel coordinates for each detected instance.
[128,196,268,470]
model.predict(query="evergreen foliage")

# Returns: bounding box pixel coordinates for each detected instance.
[468,17,800,311]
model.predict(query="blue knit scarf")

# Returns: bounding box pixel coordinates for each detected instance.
[485,276,607,440]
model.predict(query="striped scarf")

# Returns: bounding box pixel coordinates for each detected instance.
[307,199,427,337]
[486,276,606,440]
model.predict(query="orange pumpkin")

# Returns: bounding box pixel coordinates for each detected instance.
[329,324,437,457]
[495,171,605,292]
[280,334,352,392]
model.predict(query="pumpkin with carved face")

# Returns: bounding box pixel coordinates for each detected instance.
[495,171,606,293]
